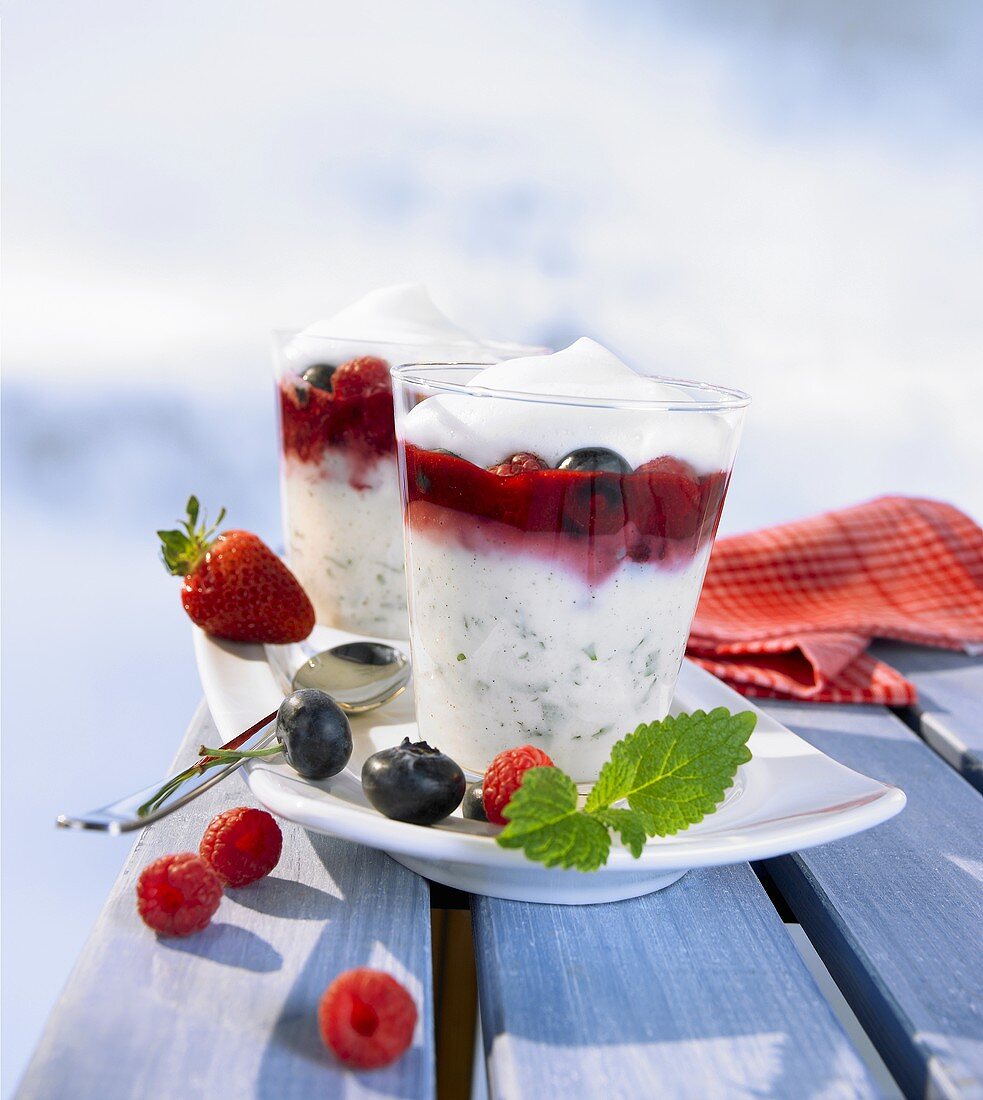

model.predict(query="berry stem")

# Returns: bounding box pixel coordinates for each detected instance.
[136,708,279,818]
[197,745,283,762]
[138,761,213,817]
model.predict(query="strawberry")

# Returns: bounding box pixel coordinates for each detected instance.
[159,497,315,644]
[636,456,697,481]
[631,456,702,540]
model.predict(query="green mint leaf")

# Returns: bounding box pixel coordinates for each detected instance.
[585,724,645,813]
[492,708,754,873]
[497,767,610,872]
[591,807,653,858]
[584,707,755,836]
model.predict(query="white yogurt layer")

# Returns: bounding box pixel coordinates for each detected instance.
[402,337,734,474]
[406,534,712,780]
[281,452,408,639]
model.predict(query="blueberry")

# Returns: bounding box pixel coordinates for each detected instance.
[462,784,487,822]
[301,363,338,392]
[275,689,352,780]
[362,738,465,825]
[557,447,631,474]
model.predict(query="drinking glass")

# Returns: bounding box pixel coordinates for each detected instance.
[392,364,749,779]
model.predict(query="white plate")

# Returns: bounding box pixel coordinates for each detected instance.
[193,625,905,905]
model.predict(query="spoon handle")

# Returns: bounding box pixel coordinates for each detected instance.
[56,710,278,835]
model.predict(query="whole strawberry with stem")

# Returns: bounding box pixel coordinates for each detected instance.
[159,496,315,644]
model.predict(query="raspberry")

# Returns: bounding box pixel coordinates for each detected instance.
[482,745,555,825]
[136,852,222,937]
[636,455,697,480]
[332,356,392,403]
[487,452,549,477]
[318,968,417,1069]
[199,807,283,887]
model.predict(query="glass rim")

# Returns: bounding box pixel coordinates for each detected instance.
[391,361,751,413]
[272,329,551,359]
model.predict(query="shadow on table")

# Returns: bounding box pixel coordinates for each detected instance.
[472,863,875,1100]
[257,994,428,1100]
[869,641,983,677]
[159,922,283,973]
[469,712,983,1098]
[761,702,983,1097]
[255,831,433,1099]
[763,701,983,902]
[227,876,340,920]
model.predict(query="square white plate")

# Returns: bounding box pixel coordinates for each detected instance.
[193,625,905,904]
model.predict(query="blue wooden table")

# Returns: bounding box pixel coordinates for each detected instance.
[15,646,983,1100]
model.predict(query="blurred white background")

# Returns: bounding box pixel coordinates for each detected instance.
[3,1,982,1092]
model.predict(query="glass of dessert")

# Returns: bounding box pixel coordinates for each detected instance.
[392,338,750,781]
[275,283,545,639]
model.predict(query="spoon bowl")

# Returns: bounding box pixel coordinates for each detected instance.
[289,641,411,711]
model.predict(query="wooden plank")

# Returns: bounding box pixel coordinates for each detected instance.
[760,699,983,1100]
[871,641,983,793]
[16,702,435,1100]
[472,862,880,1099]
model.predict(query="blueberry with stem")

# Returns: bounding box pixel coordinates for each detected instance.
[151,689,354,811]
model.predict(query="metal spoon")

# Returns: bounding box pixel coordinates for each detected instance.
[57,641,411,834]
[270,640,410,712]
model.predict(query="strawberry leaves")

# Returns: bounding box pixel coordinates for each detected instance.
[158,495,226,576]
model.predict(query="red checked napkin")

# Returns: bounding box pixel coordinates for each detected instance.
[687,496,983,704]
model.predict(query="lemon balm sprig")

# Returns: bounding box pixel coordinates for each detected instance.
[496,708,755,872]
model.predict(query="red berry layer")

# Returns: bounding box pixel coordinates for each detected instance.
[279,356,396,473]
[402,444,728,583]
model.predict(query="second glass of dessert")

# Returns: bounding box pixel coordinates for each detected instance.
[393,339,749,781]
[275,283,545,639]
